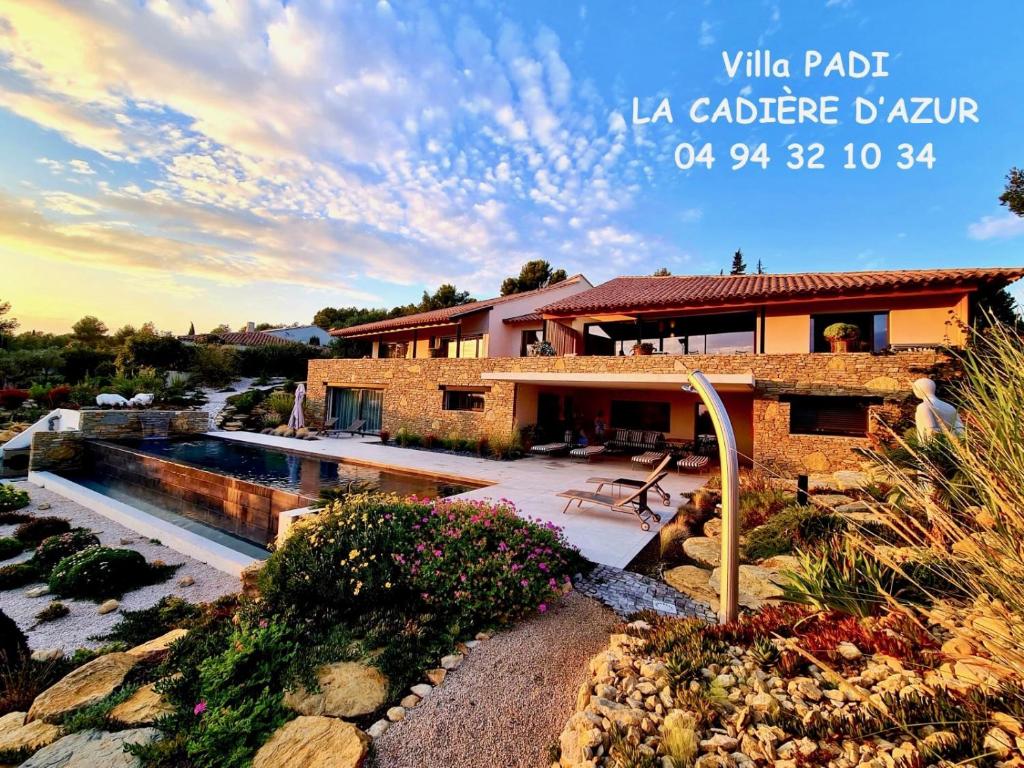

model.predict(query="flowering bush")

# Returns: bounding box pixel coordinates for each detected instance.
[32,528,101,575]
[13,517,71,546]
[0,485,30,513]
[48,546,178,600]
[0,389,29,410]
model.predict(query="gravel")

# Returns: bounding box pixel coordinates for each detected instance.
[373,591,617,768]
[0,481,240,652]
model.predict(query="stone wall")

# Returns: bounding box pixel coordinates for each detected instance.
[308,352,943,474]
[29,432,86,472]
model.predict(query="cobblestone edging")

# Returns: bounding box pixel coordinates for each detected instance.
[575,564,716,621]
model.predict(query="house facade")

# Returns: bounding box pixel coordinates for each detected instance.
[308,267,1022,475]
[264,324,332,346]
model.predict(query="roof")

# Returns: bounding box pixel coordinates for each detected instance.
[180,331,293,347]
[332,275,588,338]
[538,267,1024,316]
[502,312,543,325]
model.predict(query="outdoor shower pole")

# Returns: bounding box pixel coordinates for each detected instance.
[685,372,739,624]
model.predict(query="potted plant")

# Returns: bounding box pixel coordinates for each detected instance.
[823,322,861,352]
[529,340,556,357]
[631,342,656,356]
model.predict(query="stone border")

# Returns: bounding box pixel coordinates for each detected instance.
[576,565,716,621]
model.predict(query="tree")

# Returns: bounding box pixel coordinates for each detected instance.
[313,306,390,331]
[111,325,137,346]
[729,249,747,275]
[188,322,196,336]
[500,260,568,295]
[972,284,1023,332]
[71,315,108,346]
[209,324,232,335]
[418,284,474,311]
[653,267,671,276]
[0,301,17,349]
[1000,167,1024,217]
[756,259,765,275]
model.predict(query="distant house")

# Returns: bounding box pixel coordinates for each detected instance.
[178,324,293,349]
[263,324,332,346]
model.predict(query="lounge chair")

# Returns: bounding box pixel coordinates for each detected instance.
[321,418,366,438]
[586,454,673,506]
[557,471,668,531]
[530,442,570,456]
[676,454,710,473]
[569,445,606,461]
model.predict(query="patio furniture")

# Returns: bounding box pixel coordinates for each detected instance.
[557,471,669,531]
[586,454,673,506]
[676,453,711,473]
[530,442,570,456]
[630,451,667,467]
[320,418,366,437]
[606,429,666,454]
[569,445,606,461]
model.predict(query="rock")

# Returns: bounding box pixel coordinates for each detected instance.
[36,503,51,511]
[834,501,871,514]
[386,706,406,722]
[810,494,854,510]
[758,555,800,573]
[440,654,463,670]
[709,565,784,608]
[464,639,480,649]
[126,629,188,661]
[399,694,420,708]
[283,661,388,718]
[28,652,138,723]
[592,697,643,728]
[425,668,447,686]
[701,734,739,752]
[748,692,780,717]
[19,727,160,768]
[366,719,390,738]
[787,678,823,702]
[683,537,721,569]
[31,648,63,663]
[240,561,265,597]
[475,631,491,641]
[253,716,370,768]
[177,576,195,587]
[97,599,120,615]
[109,683,173,726]
[664,565,719,610]
[0,711,61,759]
[25,586,51,598]
[836,642,862,661]
[984,727,1014,759]
[703,518,722,538]
[410,683,432,698]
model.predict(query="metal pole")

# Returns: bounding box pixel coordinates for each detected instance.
[686,371,739,624]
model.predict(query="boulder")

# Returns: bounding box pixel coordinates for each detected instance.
[253,716,370,768]
[703,518,722,538]
[440,653,463,670]
[283,661,388,718]
[0,711,61,760]
[425,668,447,686]
[18,727,159,768]
[663,565,719,611]
[109,683,173,726]
[97,600,120,615]
[810,494,854,510]
[709,565,785,609]
[126,629,188,662]
[683,537,721,569]
[28,653,138,723]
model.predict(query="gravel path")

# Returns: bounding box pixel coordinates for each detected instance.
[0,481,240,652]
[373,591,617,768]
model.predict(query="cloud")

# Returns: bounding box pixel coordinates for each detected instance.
[967,213,1024,240]
[698,21,715,48]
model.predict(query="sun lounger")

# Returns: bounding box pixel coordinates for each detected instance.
[558,471,668,531]
[321,418,366,437]
[630,451,667,467]
[530,442,570,456]
[586,454,672,506]
[569,445,606,461]
[676,453,710,472]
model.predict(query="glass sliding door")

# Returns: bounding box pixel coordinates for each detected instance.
[328,387,383,433]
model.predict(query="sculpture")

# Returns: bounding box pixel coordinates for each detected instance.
[912,377,963,442]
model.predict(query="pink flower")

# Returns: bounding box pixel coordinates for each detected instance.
[194,701,207,716]
[538,603,548,613]
[258,619,268,628]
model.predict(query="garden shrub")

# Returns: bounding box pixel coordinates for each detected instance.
[0,537,23,560]
[263,392,295,420]
[14,516,71,546]
[99,595,203,646]
[236,344,326,380]
[0,389,30,410]
[32,528,101,575]
[49,547,179,600]
[0,484,30,513]
[225,389,265,414]
[739,486,793,531]
[741,505,844,561]
[190,345,237,388]
[0,609,28,667]
[34,601,69,625]
[0,563,39,591]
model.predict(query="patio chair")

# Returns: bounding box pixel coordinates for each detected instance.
[557,471,668,531]
[585,454,673,506]
[321,418,366,438]
[676,453,710,473]
[529,442,570,456]
[568,445,606,461]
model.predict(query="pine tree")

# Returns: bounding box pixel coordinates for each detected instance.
[756,259,764,275]
[730,249,747,275]
[188,321,196,336]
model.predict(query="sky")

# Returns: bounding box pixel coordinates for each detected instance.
[0,0,1022,335]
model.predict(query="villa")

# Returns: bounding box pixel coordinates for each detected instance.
[310,266,1024,475]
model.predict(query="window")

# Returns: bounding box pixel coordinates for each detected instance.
[811,312,889,353]
[442,388,486,412]
[520,329,543,356]
[787,396,870,437]
[583,312,756,356]
[611,400,671,432]
[459,334,484,358]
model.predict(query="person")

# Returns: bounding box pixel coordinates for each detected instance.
[593,410,607,443]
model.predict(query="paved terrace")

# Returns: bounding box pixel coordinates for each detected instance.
[210,430,708,569]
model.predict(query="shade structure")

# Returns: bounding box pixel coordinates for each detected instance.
[287,383,306,430]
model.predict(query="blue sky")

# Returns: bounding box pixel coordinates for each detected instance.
[1,1,1022,333]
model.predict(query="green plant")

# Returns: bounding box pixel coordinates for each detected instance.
[608,723,657,768]
[49,547,178,600]
[823,322,861,341]
[379,429,390,443]
[190,345,238,388]
[750,635,781,667]
[739,486,794,531]
[0,484,29,512]
[0,609,28,668]
[263,391,295,420]
[0,512,31,525]
[32,528,100,575]
[741,505,844,561]
[62,683,140,733]
[14,517,71,546]
[0,537,23,560]
[660,710,698,768]
[486,424,522,460]
[0,563,38,590]
[97,595,203,646]
[34,601,69,625]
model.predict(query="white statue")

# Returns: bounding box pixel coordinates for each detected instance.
[912,377,963,442]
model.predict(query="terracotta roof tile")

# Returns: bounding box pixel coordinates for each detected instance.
[180,331,293,347]
[502,312,544,325]
[538,267,1024,316]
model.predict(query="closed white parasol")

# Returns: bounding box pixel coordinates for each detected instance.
[287,383,306,430]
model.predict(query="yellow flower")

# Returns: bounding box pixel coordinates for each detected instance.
[348,549,360,560]
[384,581,392,589]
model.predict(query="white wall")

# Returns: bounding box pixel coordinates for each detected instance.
[486,277,593,357]
[265,325,332,345]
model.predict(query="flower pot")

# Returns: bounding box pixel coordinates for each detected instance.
[829,339,852,353]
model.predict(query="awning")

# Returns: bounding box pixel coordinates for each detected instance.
[479,371,755,392]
